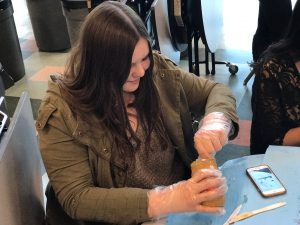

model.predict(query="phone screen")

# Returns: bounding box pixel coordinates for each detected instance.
[247,165,286,197]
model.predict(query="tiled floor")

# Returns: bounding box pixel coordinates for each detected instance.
[8,0,298,165]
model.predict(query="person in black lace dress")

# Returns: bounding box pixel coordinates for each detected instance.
[250,0,300,155]
[252,0,292,61]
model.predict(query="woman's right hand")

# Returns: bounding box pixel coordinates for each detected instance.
[147,169,227,218]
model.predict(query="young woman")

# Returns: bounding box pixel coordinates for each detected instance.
[36,2,239,224]
[252,0,292,61]
[251,0,300,154]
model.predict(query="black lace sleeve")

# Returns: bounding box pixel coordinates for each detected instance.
[250,59,291,154]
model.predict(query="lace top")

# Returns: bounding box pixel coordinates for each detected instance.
[251,55,300,154]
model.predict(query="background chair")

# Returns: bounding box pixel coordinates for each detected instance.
[184,0,238,76]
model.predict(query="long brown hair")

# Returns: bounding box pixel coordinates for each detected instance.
[57,1,168,157]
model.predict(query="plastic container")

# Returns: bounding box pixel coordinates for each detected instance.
[191,157,225,207]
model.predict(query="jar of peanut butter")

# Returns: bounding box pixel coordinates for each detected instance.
[191,158,225,207]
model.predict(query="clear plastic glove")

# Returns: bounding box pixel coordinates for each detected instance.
[147,169,227,218]
[194,112,232,158]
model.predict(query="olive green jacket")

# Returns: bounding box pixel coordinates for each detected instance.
[36,52,239,225]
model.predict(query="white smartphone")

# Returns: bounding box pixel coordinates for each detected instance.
[246,165,286,197]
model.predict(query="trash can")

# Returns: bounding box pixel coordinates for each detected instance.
[26,0,71,51]
[60,0,89,46]
[0,0,25,82]
[61,0,156,46]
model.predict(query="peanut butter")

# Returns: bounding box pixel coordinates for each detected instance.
[191,158,225,207]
